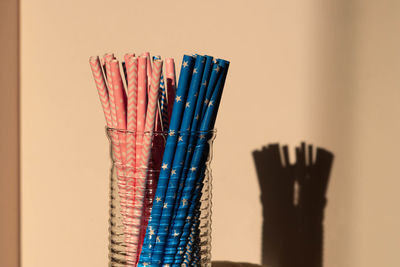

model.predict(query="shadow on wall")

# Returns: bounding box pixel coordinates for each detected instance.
[252,143,334,267]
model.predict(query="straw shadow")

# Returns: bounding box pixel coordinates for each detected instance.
[253,143,333,267]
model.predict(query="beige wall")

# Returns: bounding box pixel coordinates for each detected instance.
[20,0,400,267]
[0,0,20,266]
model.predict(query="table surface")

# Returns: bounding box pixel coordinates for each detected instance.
[212,261,263,267]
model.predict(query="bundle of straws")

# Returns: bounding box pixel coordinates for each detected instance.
[89,52,229,266]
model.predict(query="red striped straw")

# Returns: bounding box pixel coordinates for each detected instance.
[165,58,176,125]
[142,52,153,92]
[110,60,127,130]
[136,59,163,261]
[125,56,138,218]
[124,53,135,65]
[89,56,112,127]
[109,60,129,224]
[122,56,148,265]
[104,54,118,127]
[136,57,148,173]
[91,55,127,224]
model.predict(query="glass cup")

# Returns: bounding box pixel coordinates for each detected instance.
[106,128,216,267]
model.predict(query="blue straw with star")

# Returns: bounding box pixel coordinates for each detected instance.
[177,164,206,264]
[138,55,195,266]
[168,59,230,265]
[151,55,206,265]
[200,60,224,120]
[171,55,214,219]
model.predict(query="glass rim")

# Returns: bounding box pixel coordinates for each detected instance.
[105,127,217,135]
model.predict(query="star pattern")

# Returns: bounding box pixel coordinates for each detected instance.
[137,55,230,263]
[149,227,155,237]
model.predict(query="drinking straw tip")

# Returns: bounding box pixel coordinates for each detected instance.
[89,56,98,62]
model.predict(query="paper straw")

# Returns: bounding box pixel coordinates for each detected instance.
[104,54,117,126]
[153,55,206,265]
[200,61,223,121]
[110,60,127,130]
[165,58,176,125]
[141,52,152,92]
[110,61,132,256]
[135,59,163,258]
[138,55,195,266]
[170,56,218,222]
[123,57,139,267]
[123,53,135,84]
[151,56,164,132]
[125,56,138,211]
[171,55,214,219]
[154,56,168,132]
[178,168,204,263]
[168,59,229,265]
[136,57,148,173]
[89,56,113,127]
[170,55,215,263]
[101,54,129,223]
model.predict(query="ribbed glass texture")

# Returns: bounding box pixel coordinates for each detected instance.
[106,128,215,267]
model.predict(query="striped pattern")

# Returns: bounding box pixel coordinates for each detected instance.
[110,60,127,130]
[104,54,118,127]
[125,56,138,220]
[159,72,169,131]
[89,56,112,127]
[136,57,147,171]
[134,59,163,262]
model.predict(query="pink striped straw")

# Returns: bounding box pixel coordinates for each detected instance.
[165,58,176,124]
[122,57,147,265]
[103,55,128,214]
[125,56,138,219]
[104,54,118,127]
[136,59,163,261]
[92,55,127,230]
[109,60,129,224]
[142,52,153,91]
[110,60,128,173]
[124,56,141,265]
[135,57,148,171]
[89,56,112,127]
[124,53,135,65]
